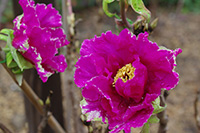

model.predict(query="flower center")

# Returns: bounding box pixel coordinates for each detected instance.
[113,63,135,87]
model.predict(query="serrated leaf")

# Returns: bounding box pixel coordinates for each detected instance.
[152,97,167,114]
[15,74,23,86]
[102,0,116,17]
[128,0,151,22]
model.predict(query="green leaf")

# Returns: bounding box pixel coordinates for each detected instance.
[6,33,23,69]
[11,67,23,74]
[7,61,18,68]
[0,59,6,63]
[152,97,167,114]
[16,51,33,69]
[102,0,116,17]
[141,115,159,133]
[15,74,23,86]
[6,52,14,68]
[5,32,33,71]
[2,45,9,52]
[0,29,14,35]
[148,115,159,123]
[0,34,8,41]
[126,18,134,25]
[141,123,150,133]
[128,0,151,22]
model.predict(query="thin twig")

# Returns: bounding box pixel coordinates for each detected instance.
[37,111,51,133]
[194,88,200,131]
[120,0,131,29]
[0,122,12,133]
[157,90,169,133]
[37,91,53,133]
[0,51,66,133]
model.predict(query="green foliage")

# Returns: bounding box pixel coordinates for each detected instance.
[0,29,33,85]
[182,0,200,13]
[1,29,33,74]
[128,0,151,22]
[143,0,200,13]
[102,0,121,18]
[152,97,166,114]
[141,115,159,133]
[102,0,116,17]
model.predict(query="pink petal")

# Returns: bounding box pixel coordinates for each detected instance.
[36,4,62,28]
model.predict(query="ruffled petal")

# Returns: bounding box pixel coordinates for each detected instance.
[74,29,181,132]
[80,29,135,66]
[19,0,39,35]
[22,47,52,82]
[42,55,67,73]
[115,57,147,102]
[28,27,57,62]
[12,23,29,52]
[48,28,69,48]
[36,4,62,28]
[109,93,157,132]
[13,0,69,82]
[133,32,182,92]
[74,55,99,88]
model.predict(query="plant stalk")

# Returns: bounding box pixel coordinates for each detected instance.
[157,90,169,133]
[120,0,131,29]
[0,51,66,133]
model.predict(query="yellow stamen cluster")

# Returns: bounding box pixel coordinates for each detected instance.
[113,63,135,87]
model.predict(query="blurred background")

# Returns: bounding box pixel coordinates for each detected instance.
[0,0,200,133]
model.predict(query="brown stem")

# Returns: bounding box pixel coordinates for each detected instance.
[62,0,75,40]
[0,122,12,133]
[157,90,169,133]
[0,52,66,133]
[37,112,50,133]
[37,92,53,133]
[120,0,131,29]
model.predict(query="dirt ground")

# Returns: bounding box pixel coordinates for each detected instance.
[0,6,200,133]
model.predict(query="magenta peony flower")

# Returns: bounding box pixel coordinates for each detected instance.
[75,29,181,132]
[12,0,69,82]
